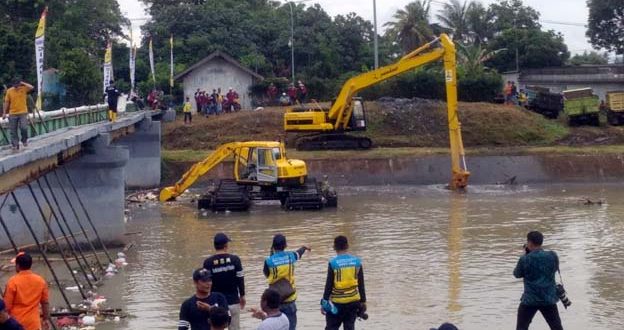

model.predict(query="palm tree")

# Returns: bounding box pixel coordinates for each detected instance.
[457,43,506,74]
[436,0,472,43]
[465,2,494,45]
[384,0,434,53]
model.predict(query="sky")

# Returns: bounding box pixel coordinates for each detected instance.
[117,0,594,54]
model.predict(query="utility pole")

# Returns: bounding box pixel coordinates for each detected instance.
[373,0,379,69]
[288,2,295,82]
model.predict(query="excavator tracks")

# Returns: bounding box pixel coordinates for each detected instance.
[296,133,372,151]
[283,178,327,210]
[198,179,251,212]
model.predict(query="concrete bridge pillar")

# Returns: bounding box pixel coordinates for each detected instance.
[118,117,161,189]
[0,135,129,250]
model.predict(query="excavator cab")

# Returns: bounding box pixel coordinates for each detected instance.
[348,97,367,131]
[235,147,279,184]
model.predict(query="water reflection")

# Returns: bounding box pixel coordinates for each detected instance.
[95,184,623,330]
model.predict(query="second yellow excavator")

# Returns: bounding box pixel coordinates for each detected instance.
[284,33,470,189]
[160,141,337,211]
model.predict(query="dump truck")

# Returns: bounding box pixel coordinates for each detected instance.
[526,86,563,119]
[562,88,600,126]
[606,91,624,125]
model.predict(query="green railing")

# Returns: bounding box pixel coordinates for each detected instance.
[0,102,138,146]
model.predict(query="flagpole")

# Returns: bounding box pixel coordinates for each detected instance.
[169,34,173,96]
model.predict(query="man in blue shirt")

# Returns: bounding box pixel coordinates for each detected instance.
[178,268,229,330]
[514,231,563,330]
[0,299,23,330]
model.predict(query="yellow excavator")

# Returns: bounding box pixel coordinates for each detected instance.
[284,33,470,189]
[159,141,337,211]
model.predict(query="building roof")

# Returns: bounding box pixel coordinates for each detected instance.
[174,50,264,81]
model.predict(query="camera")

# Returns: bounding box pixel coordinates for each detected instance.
[356,303,368,320]
[556,284,572,309]
[523,243,530,255]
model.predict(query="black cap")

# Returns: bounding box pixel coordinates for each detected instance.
[192,268,212,282]
[214,233,231,246]
[430,323,458,330]
[272,234,287,249]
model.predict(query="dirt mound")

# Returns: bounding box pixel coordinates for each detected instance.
[162,99,616,150]
[368,97,567,147]
[162,108,286,150]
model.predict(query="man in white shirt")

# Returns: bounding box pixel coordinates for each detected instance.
[251,288,289,330]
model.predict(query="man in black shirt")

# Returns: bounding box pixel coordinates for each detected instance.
[178,268,228,330]
[105,80,121,122]
[203,233,246,330]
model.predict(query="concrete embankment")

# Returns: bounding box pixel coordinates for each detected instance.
[162,152,624,186]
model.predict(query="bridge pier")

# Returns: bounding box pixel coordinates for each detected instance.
[118,117,162,189]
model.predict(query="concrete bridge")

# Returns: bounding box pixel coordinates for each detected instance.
[0,105,165,250]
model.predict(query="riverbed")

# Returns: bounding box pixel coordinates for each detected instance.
[99,183,623,329]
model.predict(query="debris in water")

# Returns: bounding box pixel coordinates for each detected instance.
[581,198,604,206]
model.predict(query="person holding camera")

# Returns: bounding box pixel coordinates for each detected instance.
[321,236,366,330]
[513,231,564,330]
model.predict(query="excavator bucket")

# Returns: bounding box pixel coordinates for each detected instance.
[159,186,178,202]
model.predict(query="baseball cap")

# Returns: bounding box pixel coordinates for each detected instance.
[192,268,212,282]
[430,323,459,330]
[272,234,287,248]
[214,233,231,246]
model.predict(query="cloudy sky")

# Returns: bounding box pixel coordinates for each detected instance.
[118,0,593,54]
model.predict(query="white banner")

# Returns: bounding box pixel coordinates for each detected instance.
[103,42,113,93]
[130,46,136,94]
[149,37,156,85]
[35,7,47,110]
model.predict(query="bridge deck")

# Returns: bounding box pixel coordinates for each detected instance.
[0,111,153,194]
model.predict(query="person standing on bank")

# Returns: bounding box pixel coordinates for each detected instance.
[183,97,192,125]
[251,288,290,330]
[3,252,51,330]
[2,79,34,151]
[322,236,366,330]
[203,233,246,330]
[514,231,564,330]
[178,268,228,330]
[105,80,121,122]
[263,234,310,330]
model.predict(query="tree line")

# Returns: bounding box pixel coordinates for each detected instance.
[0,0,620,108]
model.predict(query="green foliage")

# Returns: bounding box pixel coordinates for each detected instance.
[488,0,541,31]
[487,29,569,72]
[360,66,502,102]
[0,0,127,108]
[436,0,472,43]
[587,0,624,54]
[384,0,436,53]
[569,51,609,66]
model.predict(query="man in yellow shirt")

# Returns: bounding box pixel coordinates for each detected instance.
[2,79,34,151]
[183,97,192,125]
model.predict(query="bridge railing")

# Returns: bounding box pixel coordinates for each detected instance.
[0,101,138,146]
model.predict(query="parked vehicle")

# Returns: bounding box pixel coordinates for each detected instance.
[562,88,600,126]
[606,91,624,125]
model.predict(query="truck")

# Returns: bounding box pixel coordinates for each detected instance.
[562,88,600,126]
[606,91,624,125]
[526,86,563,119]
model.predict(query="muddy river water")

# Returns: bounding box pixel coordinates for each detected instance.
[96,184,623,330]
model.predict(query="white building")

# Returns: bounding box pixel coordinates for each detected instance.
[175,51,264,112]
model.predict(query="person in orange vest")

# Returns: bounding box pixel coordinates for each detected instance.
[3,252,50,330]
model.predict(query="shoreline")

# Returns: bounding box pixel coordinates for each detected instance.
[161,146,624,186]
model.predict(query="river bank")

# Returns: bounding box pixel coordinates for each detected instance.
[162,145,624,186]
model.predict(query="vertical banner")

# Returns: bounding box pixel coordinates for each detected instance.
[35,7,47,110]
[149,37,156,86]
[103,41,113,93]
[169,34,174,91]
[130,46,136,95]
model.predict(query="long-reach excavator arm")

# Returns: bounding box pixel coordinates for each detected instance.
[160,142,241,202]
[284,33,470,189]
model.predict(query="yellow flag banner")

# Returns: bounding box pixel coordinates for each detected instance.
[103,42,113,93]
[35,7,47,110]
[169,35,174,88]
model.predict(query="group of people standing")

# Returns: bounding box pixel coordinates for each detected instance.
[266,81,308,106]
[194,88,241,115]
[178,233,367,330]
